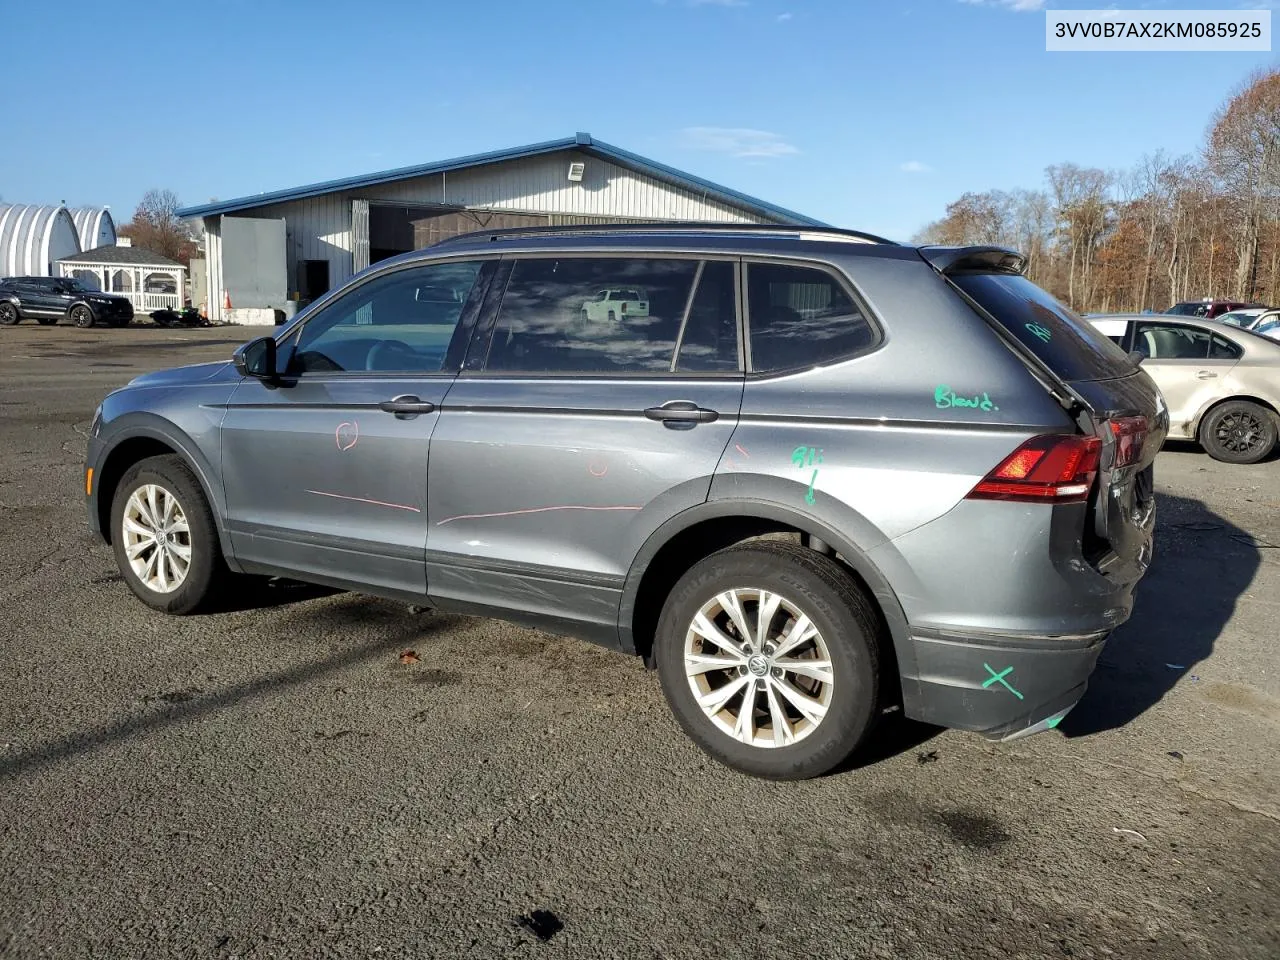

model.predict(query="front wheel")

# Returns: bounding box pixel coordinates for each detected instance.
[110,455,228,614]
[0,302,19,325]
[1199,400,1278,464]
[655,540,882,780]
[70,305,95,328]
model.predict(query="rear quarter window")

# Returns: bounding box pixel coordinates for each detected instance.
[951,274,1135,382]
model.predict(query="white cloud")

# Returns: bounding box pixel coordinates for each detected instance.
[958,0,1046,11]
[777,11,793,20]
[681,127,799,158]
[900,160,933,174]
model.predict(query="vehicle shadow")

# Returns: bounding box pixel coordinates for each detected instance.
[1061,491,1262,737]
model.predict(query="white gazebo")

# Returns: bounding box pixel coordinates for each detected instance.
[57,238,186,313]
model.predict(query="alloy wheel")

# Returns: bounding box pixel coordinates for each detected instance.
[121,484,191,593]
[1214,411,1265,454]
[683,588,834,748]
[0,303,16,324]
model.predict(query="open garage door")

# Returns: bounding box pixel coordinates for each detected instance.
[364,203,633,267]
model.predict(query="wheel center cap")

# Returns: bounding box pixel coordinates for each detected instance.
[747,654,770,677]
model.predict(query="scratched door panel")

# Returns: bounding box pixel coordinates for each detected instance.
[221,375,447,597]
[426,377,744,642]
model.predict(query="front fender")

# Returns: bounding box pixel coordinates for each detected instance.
[89,407,238,570]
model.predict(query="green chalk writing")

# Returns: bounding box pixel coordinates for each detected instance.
[1026,322,1053,343]
[792,446,823,504]
[935,386,999,412]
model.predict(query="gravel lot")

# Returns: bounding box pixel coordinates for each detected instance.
[1,324,1277,959]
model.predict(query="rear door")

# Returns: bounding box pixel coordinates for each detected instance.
[17,279,54,316]
[425,254,743,644]
[1130,320,1241,431]
[945,265,1167,583]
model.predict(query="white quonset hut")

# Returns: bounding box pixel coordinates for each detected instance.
[178,132,823,324]
[69,207,117,252]
[0,204,81,279]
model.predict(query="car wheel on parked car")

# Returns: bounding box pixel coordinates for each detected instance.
[0,302,18,325]
[69,305,95,328]
[1199,400,1278,464]
[655,540,881,780]
[110,455,228,614]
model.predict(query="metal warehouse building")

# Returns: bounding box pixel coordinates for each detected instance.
[178,133,822,324]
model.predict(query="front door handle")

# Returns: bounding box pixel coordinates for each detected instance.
[644,400,719,426]
[1196,370,1219,380]
[379,395,435,417]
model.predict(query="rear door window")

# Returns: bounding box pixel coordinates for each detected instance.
[485,257,698,374]
[1132,322,1223,360]
[952,273,1135,382]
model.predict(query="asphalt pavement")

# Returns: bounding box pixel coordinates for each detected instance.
[1,323,1277,959]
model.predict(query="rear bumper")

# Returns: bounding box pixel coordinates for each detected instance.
[899,627,1108,740]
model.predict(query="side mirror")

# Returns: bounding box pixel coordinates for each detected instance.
[1127,349,1145,365]
[233,336,279,380]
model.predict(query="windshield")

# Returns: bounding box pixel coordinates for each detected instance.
[1218,311,1257,327]
[1165,302,1207,316]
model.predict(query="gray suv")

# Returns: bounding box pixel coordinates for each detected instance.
[84,224,1166,780]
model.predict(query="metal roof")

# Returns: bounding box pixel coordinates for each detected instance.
[58,244,183,267]
[175,133,826,226]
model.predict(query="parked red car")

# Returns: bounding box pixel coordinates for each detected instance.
[1165,299,1253,319]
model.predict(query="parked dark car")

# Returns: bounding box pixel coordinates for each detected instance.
[1164,299,1251,319]
[85,224,1167,780]
[0,276,133,328]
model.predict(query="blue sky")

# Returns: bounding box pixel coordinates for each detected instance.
[0,0,1273,241]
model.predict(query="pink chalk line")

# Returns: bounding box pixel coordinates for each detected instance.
[305,490,421,513]
[436,504,643,525]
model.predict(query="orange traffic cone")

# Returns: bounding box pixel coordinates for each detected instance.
[224,291,232,310]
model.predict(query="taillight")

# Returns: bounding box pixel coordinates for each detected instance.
[967,435,1101,504]
[1108,416,1148,468]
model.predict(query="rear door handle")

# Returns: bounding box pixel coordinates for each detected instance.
[379,395,435,417]
[644,400,719,425]
[1196,370,1218,380]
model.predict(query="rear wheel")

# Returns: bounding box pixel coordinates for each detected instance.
[0,302,18,325]
[70,305,95,328]
[655,540,882,780]
[110,455,228,614]
[1199,400,1278,464]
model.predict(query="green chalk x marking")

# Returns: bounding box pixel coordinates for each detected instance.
[982,663,1024,700]
[1044,714,1063,729]
[935,385,999,412]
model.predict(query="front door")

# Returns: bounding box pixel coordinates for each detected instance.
[427,255,744,643]
[1130,320,1242,432]
[220,257,493,597]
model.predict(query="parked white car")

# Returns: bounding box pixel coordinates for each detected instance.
[1089,313,1280,463]
[580,288,649,323]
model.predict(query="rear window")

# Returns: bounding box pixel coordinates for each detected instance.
[951,273,1135,382]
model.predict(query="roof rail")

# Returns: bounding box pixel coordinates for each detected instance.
[429,221,896,248]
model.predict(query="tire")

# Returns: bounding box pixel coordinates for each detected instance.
[36,317,58,326]
[109,455,228,614]
[1198,400,1278,464]
[0,302,18,325]
[655,540,882,780]
[70,304,95,328]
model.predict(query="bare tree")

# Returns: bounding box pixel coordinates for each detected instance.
[1206,70,1280,300]
[119,188,194,265]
